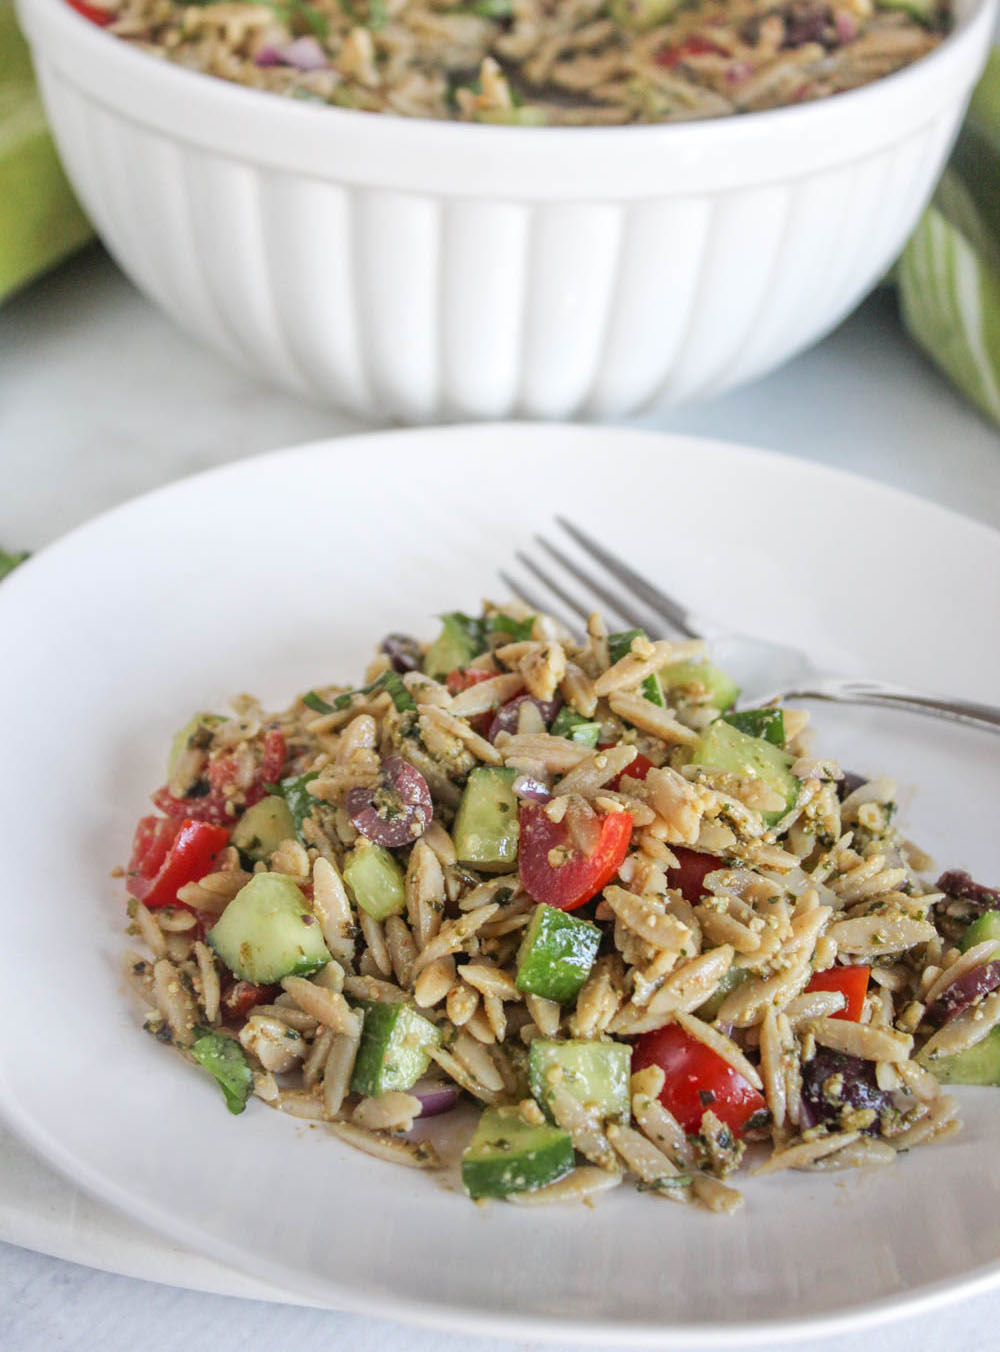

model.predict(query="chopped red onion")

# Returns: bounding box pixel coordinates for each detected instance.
[254,37,329,71]
[512,773,551,803]
[411,1079,461,1118]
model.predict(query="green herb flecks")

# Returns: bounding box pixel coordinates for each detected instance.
[0,549,28,582]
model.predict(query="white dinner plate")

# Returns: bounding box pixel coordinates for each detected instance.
[1,423,999,1347]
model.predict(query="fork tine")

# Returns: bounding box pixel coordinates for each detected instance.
[534,538,660,634]
[498,569,582,642]
[555,517,700,639]
[514,552,593,626]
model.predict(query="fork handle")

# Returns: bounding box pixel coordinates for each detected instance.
[781,677,1000,735]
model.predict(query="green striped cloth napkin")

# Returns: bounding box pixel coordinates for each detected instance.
[1,0,92,303]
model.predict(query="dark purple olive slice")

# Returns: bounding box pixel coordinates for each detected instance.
[926,962,1000,1028]
[836,771,868,803]
[937,870,1000,914]
[799,1047,891,1134]
[488,693,561,743]
[345,755,433,848]
[380,634,423,675]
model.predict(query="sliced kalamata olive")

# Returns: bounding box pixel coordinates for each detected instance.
[488,693,561,743]
[926,962,1000,1027]
[511,773,552,803]
[837,771,868,802]
[781,2,834,47]
[380,633,423,675]
[937,870,1000,913]
[799,1047,891,1134]
[345,756,433,848]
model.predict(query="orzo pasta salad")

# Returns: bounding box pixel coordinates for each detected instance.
[122,603,1000,1212]
[77,0,948,124]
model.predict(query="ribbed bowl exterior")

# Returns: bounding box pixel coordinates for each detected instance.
[20,0,996,421]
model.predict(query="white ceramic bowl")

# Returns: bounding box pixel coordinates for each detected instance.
[16,0,996,422]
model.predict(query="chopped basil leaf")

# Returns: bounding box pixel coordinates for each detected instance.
[190,1028,253,1115]
[607,627,646,665]
[550,707,602,747]
[333,670,416,714]
[277,771,320,835]
[303,691,336,714]
[487,612,536,642]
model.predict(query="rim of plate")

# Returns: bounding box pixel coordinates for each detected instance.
[2,422,1000,1346]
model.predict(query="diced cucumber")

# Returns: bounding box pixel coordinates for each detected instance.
[607,628,662,706]
[167,712,223,781]
[691,719,799,826]
[232,797,296,863]
[461,1106,574,1199]
[722,708,785,746]
[695,965,748,1019]
[275,772,320,836]
[960,911,1000,953]
[660,659,740,712]
[921,1026,1000,1085]
[550,707,602,748]
[190,1028,253,1115]
[486,612,535,642]
[343,839,407,920]
[453,766,519,872]
[350,1001,441,1097]
[424,613,485,681]
[516,904,600,1005]
[207,874,331,983]
[876,0,938,21]
[529,1038,631,1125]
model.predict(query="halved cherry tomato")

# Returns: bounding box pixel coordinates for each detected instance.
[632,1023,766,1136]
[608,751,654,793]
[518,803,633,912]
[66,0,115,23]
[221,980,281,1020]
[666,846,722,903]
[126,816,230,910]
[806,965,870,1022]
[152,728,286,824]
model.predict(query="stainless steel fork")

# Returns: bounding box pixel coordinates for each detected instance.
[501,517,1000,735]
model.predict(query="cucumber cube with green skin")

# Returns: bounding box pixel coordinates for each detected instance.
[515,904,601,1004]
[691,719,799,827]
[921,1026,1000,1085]
[528,1039,632,1124]
[343,839,407,920]
[167,712,223,782]
[190,1029,253,1115]
[453,767,519,872]
[722,708,785,747]
[207,874,330,983]
[695,965,748,1019]
[461,1106,574,1199]
[550,707,602,748]
[960,911,1000,953]
[350,1001,441,1097]
[232,796,297,863]
[424,613,484,680]
[660,659,740,712]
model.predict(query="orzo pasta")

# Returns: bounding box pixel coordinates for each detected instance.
[122,602,998,1211]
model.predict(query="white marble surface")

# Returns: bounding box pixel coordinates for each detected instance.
[2,244,1000,1352]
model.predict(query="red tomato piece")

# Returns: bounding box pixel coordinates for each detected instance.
[608,751,654,793]
[445,668,496,695]
[806,965,870,1022]
[126,817,230,910]
[518,803,633,912]
[153,728,287,823]
[66,0,114,23]
[632,1024,767,1136]
[666,846,722,903]
[221,980,281,1020]
[656,35,727,67]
